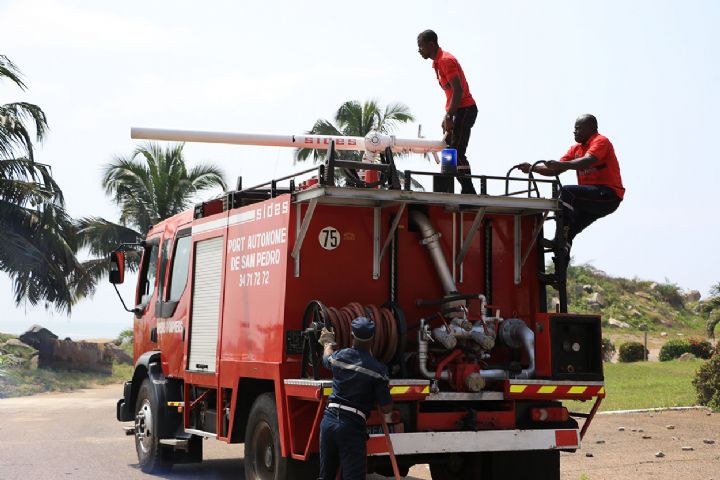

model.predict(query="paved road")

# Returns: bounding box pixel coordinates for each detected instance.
[1,384,718,480]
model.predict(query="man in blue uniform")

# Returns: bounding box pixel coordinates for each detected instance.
[317,317,393,480]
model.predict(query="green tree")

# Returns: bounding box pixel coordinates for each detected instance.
[705,282,720,339]
[295,99,414,163]
[0,55,85,312]
[76,142,227,294]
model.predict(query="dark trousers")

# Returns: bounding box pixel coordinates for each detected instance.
[559,185,622,242]
[448,104,478,194]
[318,409,367,480]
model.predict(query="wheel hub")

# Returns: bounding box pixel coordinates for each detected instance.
[135,399,153,454]
[263,444,273,469]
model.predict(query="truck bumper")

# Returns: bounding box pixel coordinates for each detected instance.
[368,428,580,456]
[116,381,134,422]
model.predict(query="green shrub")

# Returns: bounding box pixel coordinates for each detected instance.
[693,346,720,411]
[618,341,647,362]
[601,337,616,362]
[688,337,713,359]
[659,339,691,361]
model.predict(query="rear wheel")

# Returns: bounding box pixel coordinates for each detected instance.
[244,393,289,480]
[134,379,171,473]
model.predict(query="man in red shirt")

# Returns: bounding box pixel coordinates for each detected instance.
[519,114,624,245]
[417,29,478,194]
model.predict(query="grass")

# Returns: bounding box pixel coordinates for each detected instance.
[565,359,703,413]
[0,363,132,399]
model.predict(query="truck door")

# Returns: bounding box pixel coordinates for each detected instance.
[134,236,162,357]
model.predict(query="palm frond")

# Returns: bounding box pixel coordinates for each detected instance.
[0,55,27,90]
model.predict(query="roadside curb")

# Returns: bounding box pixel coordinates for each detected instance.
[598,406,711,415]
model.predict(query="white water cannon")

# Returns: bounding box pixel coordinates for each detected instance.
[130,127,446,155]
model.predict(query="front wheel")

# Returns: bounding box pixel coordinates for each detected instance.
[244,393,289,480]
[134,379,171,473]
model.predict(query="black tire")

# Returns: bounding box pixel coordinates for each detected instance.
[244,393,289,480]
[134,379,171,473]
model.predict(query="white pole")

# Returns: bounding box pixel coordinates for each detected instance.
[130,127,446,154]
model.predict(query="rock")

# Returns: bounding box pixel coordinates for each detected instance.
[681,446,694,451]
[0,338,38,358]
[635,291,654,300]
[574,284,585,297]
[631,428,637,432]
[660,332,668,337]
[650,283,658,290]
[655,451,665,458]
[104,343,133,365]
[703,439,715,445]
[678,352,696,361]
[676,332,684,336]
[686,290,702,302]
[585,452,594,457]
[671,436,678,441]
[595,440,606,444]
[587,301,602,311]
[666,425,675,430]
[618,427,626,431]
[630,309,643,318]
[39,338,114,375]
[587,292,605,307]
[29,354,38,370]
[638,429,644,432]
[583,284,593,293]
[19,325,58,350]
[608,318,631,329]
[642,435,652,439]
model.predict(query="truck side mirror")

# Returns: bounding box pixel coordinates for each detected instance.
[109,251,125,284]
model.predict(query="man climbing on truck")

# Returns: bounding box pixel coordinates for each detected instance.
[519,114,624,249]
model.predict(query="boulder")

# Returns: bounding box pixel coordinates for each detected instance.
[587,292,605,306]
[39,338,114,375]
[0,338,38,358]
[19,325,58,350]
[678,352,696,361]
[685,290,701,302]
[573,284,585,297]
[105,343,133,365]
[583,284,593,293]
[630,309,643,318]
[635,291,654,301]
[608,318,631,329]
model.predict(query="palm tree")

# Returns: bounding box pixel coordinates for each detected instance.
[76,142,227,294]
[0,55,85,312]
[295,100,414,164]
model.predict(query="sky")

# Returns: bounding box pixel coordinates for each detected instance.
[1,0,718,339]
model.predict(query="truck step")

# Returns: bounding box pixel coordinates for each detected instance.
[159,439,189,448]
[123,426,135,436]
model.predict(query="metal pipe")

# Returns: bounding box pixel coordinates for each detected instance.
[418,320,448,380]
[409,210,457,295]
[131,128,446,154]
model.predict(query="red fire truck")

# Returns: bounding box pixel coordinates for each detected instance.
[112,128,604,479]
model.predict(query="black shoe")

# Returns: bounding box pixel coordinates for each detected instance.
[538,273,559,285]
[540,238,554,249]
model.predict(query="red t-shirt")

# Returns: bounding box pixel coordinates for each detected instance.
[432,48,475,112]
[560,133,625,199]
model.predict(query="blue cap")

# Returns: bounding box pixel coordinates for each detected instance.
[351,316,375,340]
